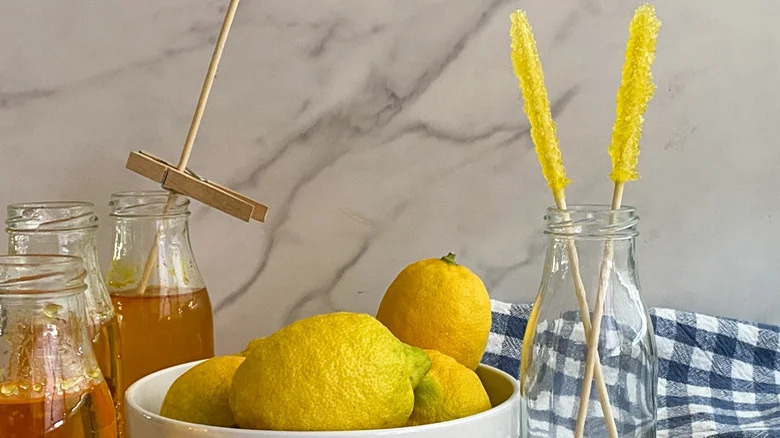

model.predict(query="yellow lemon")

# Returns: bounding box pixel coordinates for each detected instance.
[407,350,491,426]
[229,312,431,431]
[237,337,264,357]
[376,253,491,369]
[160,356,245,427]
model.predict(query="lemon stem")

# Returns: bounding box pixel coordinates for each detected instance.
[441,253,457,265]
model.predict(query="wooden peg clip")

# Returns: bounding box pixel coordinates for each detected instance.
[126,150,267,222]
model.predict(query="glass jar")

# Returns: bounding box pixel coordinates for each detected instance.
[0,255,117,438]
[5,201,123,433]
[521,205,656,438]
[106,191,214,390]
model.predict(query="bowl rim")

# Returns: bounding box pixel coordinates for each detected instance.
[125,360,520,436]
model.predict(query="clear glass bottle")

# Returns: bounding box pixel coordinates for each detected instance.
[0,255,117,438]
[521,205,656,438]
[106,191,214,391]
[5,201,124,434]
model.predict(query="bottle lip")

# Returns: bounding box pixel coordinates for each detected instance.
[109,190,191,218]
[0,255,87,298]
[545,204,637,215]
[545,204,639,239]
[6,201,98,232]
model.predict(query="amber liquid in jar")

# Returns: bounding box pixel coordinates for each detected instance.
[111,287,214,387]
[0,382,117,438]
[91,317,124,433]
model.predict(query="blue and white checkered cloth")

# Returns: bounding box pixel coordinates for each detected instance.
[482,300,780,438]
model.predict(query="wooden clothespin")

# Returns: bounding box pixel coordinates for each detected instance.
[127,151,267,222]
[125,0,268,223]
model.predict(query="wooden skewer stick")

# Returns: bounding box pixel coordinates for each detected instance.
[573,182,625,438]
[178,0,241,169]
[553,189,620,438]
[135,0,241,295]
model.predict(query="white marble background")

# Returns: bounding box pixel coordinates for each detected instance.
[1,1,778,354]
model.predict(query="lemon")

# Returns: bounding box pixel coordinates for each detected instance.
[229,312,431,431]
[160,356,245,427]
[407,350,491,426]
[237,337,263,357]
[376,253,491,369]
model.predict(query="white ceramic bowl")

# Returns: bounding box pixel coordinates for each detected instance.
[126,360,520,438]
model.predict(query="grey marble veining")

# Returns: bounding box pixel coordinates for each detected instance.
[1,1,778,355]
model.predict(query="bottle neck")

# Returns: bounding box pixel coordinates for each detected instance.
[547,235,636,270]
[0,290,102,397]
[0,256,102,397]
[544,206,639,238]
[540,205,642,316]
[7,228,114,325]
[108,215,205,295]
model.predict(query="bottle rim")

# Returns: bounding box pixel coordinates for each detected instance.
[544,204,639,239]
[6,201,98,232]
[109,190,190,218]
[0,255,87,298]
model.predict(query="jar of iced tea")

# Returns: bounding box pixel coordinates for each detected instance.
[5,201,123,433]
[0,255,117,438]
[106,191,214,390]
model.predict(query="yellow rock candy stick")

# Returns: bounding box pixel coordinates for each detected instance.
[510,10,570,195]
[575,6,661,438]
[608,4,661,183]
[510,13,618,436]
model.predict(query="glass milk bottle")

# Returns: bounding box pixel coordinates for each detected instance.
[521,205,656,438]
[106,191,214,390]
[0,255,117,438]
[5,202,123,431]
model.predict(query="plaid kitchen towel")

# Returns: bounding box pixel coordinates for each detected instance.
[482,300,780,438]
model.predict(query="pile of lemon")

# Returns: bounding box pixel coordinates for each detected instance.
[160,253,493,431]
